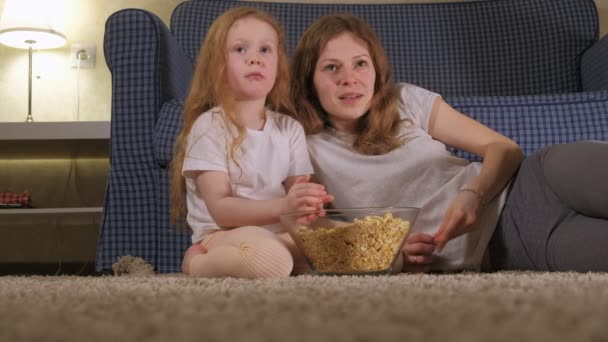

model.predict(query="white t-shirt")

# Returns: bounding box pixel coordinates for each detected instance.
[182,107,314,243]
[307,83,507,271]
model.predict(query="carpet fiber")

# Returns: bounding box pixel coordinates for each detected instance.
[1,272,608,342]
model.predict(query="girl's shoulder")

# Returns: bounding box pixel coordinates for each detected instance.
[190,107,226,136]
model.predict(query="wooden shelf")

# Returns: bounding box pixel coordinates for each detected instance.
[0,122,108,220]
[0,121,110,159]
[0,121,110,140]
[0,207,103,215]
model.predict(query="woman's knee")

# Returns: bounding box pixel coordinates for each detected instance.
[542,141,608,217]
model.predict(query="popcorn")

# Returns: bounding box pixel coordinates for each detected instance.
[295,213,411,273]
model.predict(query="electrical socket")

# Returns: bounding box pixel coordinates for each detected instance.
[70,44,96,69]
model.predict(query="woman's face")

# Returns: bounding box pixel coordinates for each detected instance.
[313,33,376,133]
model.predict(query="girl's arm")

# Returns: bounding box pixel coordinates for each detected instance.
[195,171,329,228]
[428,98,523,250]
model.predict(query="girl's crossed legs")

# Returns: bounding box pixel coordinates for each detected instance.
[182,226,310,278]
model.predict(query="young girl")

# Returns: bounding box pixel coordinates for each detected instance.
[170,7,332,279]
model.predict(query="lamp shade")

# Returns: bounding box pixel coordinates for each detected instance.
[0,0,66,49]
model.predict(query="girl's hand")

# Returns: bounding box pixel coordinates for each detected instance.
[402,233,435,273]
[433,189,483,252]
[284,175,333,221]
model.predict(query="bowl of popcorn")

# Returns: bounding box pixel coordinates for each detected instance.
[280,207,420,275]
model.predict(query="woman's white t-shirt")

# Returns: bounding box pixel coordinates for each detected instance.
[307,83,508,271]
[182,107,314,244]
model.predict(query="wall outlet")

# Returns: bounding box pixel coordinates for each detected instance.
[70,44,96,69]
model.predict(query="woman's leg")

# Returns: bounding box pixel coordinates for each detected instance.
[547,213,608,271]
[543,140,608,219]
[489,147,566,271]
[543,140,608,271]
[188,226,294,279]
[490,141,608,271]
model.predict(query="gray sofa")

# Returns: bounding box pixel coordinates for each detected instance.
[97,0,608,273]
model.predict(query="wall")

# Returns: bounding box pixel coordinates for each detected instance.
[0,0,186,123]
[598,0,608,37]
[0,0,186,273]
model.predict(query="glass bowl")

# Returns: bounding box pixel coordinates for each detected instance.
[280,207,420,275]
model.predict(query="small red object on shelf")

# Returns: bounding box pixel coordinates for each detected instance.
[0,191,32,208]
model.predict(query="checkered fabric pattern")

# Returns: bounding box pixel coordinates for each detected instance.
[97,9,190,273]
[0,191,31,207]
[172,0,598,97]
[99,0,606,273]
[446,91,608,161]
[155,100,184,167]
[581,35,608,92]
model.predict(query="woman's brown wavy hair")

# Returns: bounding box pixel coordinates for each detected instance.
[170,7,292,223]
[290,14,402,155]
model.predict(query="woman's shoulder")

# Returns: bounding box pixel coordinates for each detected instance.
[396,82,441,124]
[396,82,440,102]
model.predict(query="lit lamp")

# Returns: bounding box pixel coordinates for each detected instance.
[0,0,66,122]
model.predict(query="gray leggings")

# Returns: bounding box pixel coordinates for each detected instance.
[489,140,608,272]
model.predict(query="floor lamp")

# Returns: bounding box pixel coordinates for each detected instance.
[0,0,66,122]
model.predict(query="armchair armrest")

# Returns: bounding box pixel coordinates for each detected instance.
[104,9,192,167]
[97,9,193,273]
[581,34,608,92]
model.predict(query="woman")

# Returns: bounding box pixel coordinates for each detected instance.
[289,14,608,273]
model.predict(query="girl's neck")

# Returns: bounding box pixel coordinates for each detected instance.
[235,99,267,131]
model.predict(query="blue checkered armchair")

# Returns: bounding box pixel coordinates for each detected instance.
[97,0,608,273]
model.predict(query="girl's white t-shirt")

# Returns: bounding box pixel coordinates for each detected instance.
[182,107,313,243]
[307,83,508,271]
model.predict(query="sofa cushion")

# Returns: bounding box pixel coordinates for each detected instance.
[446,91,608,161]
[170,0,597,97]
[156,92,608,166]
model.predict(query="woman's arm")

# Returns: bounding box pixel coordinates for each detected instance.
[195,171,329,228]
[429,98,523,202]
[428,98,523,250]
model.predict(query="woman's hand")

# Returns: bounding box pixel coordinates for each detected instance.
[433,189,482,252]
[402,233,435,273]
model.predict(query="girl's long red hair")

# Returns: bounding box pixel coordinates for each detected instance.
[170,7,293,224]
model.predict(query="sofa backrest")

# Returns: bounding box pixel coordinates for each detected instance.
[171,0,598,97]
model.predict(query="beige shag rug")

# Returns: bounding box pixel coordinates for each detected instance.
[1,272,608,342]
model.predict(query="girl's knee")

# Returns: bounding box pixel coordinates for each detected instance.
[191,227,294,278]
[237,235,294,278]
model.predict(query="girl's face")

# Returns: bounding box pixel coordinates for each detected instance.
[313,33,376,133]
[225,17,278,102]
